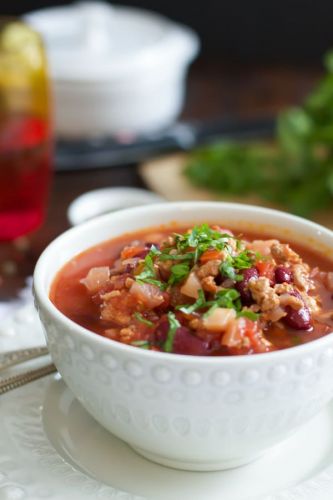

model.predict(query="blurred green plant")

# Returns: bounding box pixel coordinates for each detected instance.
[184,51,333,216]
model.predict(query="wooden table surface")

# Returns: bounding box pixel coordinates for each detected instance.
[0,61,323,300]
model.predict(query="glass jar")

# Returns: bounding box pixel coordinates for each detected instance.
[0,19,52,241]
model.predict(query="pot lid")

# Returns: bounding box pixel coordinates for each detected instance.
[24,2,199,82]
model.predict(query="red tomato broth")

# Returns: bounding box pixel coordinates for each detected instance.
[50,224,333,355]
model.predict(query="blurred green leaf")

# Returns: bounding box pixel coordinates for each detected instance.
[184,50,333,217]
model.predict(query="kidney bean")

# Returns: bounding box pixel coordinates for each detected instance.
[235,267,259,305]
[275,266,292,284]
[283,289,312,330]
[284,306,311,330]
[152,321,211,355]
[173,327,211,355]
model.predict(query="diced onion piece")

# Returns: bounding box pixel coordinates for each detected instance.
[202,308,236,332]
[247,239,279,256]
[180,272,202,299]
[222,317,245,347]
[129,282,164,308]
[80,266,110,293]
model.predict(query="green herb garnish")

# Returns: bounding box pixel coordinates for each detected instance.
[176,289,207,314]
[184,50,333,217]
[163,312,181,352]
[204,288,242,317]
[174,224,232,263]
[168,263,190,286]
[159,252,194,262]
[220,257,242,282]
[177,287,242,317]
[219,250,253,282]
[133,312,154,327]
[131,340,150,349]
[135,252,166,289]
[214,288,241,308]
[237,310,259,321]
[233,250,253,269]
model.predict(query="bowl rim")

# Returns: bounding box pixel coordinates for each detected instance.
[34,201,333,366]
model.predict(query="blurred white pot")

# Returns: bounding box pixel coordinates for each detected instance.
[25,2,200,138]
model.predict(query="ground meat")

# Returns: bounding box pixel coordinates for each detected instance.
[248,277,280,311]
[110,274,132,290]
[274,283,294,294]
[246,239,279,256]
[101,290,121,300]
[104,326,137,344]
[262,306,287,322]
[119,326,137,343]
[125,277,134,288]
[271,243,302,264]
[278,293,303,310]
[197,260,221,279]
[293,263,313,292]
[101,289,137,326]
[104,328,118,340]
[201,276,219,293]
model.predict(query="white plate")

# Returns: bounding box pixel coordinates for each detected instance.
[2,305,333,500]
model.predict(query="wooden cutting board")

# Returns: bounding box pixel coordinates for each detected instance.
[140,153,333,229]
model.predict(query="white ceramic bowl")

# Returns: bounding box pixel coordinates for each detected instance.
[33,202,333,471]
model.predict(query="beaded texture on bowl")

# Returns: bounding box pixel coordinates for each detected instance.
[37,300,333,470]
[1,304,333,498]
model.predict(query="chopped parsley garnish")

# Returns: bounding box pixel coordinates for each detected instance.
[204,289,242,317]
[148,245,161,257]
[163,312,181,352]
[176,289,207,314]
[213,288,241,308]
[220,250,254,282]
[237,310,260,321]
[168,263,190,286]
[220,257,243,281]
[233,250,254,269]
[174,224,232,263]
[135,224,244,291]
[177,287,244,317]
[159,252,194,262]
[133,312,154,327]
[131,340,150,349]
[135,252,166,289]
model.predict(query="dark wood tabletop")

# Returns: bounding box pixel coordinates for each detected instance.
[0,60,323,300]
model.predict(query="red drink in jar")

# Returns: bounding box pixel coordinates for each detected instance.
[0,115,51,240]
[0,21,52,242]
